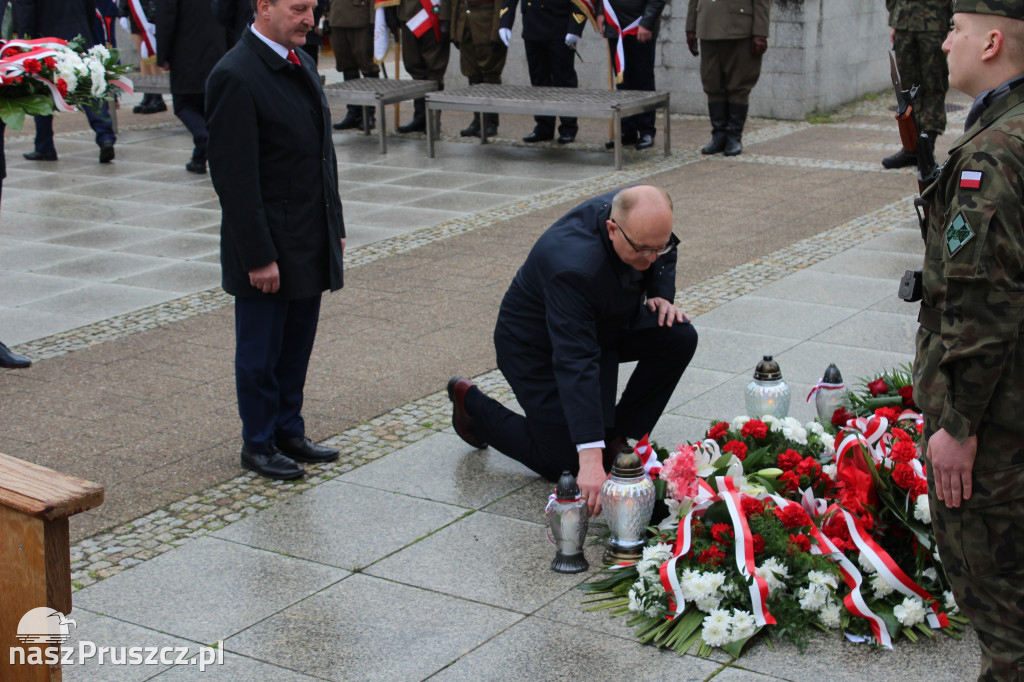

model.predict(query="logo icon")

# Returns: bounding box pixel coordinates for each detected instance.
[16,608,77,645]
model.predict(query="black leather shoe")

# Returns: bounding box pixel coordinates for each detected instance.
[604,133,638,150]
[138,96,167,114]
[522,132,553,143]
[23,150,57,161]
[397,117,426,134]
[0,342,31,369]
[447,376,487,449]
[634,134,654,150]
[333,112,362,130]
[882,149,916,169]
[185,159,206,174]
[276,436,339,463]
[556,134,575,144]
[240,446,304,480]
[99,143,115,163]
[460,116,481,137]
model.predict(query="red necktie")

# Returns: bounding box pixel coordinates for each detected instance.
[286,50,300,65]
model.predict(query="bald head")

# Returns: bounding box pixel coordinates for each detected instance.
[607,185,675,271]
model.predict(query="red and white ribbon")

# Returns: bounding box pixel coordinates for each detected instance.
[806,380,845,403]
[634,434,662,477]
[406,0,441,41]
[126,0,157,57]
[601,0,639,84]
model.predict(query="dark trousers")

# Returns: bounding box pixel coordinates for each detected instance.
[606,34,656,138]
[234,295,322,453]
[468,321,697,481]
[525,38,578,137]
[172,93,209,163]
[32,101,115,155]
[401,26,450,84]
[699,38,763,107]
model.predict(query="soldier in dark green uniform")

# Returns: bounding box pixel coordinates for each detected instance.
[394,0,452,132]
[882,0,953,169]
[451,0,507,137]
[685,0,771,157]
[328,0,380,132]
[913,2,1024,679]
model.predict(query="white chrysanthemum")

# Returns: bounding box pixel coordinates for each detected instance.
[637,542,673,577]
[646,604,664,619]
[56,65,78,93]
[763,414,782,431]
[783,424,808,445]
[89,61,107,96]
[808,570,838,590]
[696,595,723,612]
[87,44,111,62]
[914,494,931,524]
[922,567,937,583]
[628,586,643,613]
[756,557,790,594]
[943,590,960,614]
[701,618,731,648]
[870,574,895,598]
[822,463,838,480]
[806,420,825,437]
[730,610,757,640]
[856,550,877,574]
[819,600,842,629]
[893,597,928,627]
[797,585,828,611]
[706,608,731,627]
[732,416,751,429]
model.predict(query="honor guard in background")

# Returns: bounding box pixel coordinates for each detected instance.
[912,2,1024,679]
[685,0,770,157]
[329,0,380,132]
[498,0,586,143]
[452,0,507,137]
[596,0,664,150]
[395,0,451,133]
[882,0,952,169]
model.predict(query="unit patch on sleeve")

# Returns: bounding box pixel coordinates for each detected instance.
[959,170,983,190]
[945,210,975,257]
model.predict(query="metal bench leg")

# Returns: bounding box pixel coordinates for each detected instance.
[663,98,671,157]
[426,106,436,158]
[613,112,622,171]
[361,105,371,137]
[377,102,387,154]
[479,110,488,145]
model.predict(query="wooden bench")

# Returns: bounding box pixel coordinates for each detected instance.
[0,453,104,681]
[424,84,671,170]
[322,79,438,154]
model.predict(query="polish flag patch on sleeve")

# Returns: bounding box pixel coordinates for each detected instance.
[959,170,983,189]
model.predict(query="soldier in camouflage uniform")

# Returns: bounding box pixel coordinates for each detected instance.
[883,0,953,168]
[913,2,1024,679]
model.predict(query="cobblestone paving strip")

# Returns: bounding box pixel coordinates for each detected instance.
[68,192,918,590]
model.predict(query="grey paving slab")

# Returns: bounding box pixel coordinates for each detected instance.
[406,189,515,212]
[857,225,926,254]
[386,169,487,189]
[773,339,915,386]
[225,573,523,682]
[33,251,170,281]
[149,652,322,681]
[650,412,718,450]
[465,175,574,196]
[353,204,467,229]
[710,668,789,681]
[674,373,819,425]
[693,296,860,340]
[118,207,221,232]
[810,309,919,354]
[4,193,156,223]
[338,431,538,508]
[0,241,97,270]
[128,184,220,208]
[335,181,436,205]
[810,247,920,281]
[0,305,93,344]
[335,164,423,184]
[431,617,724,681]
[73,535,349,643]
[685,325,801,374]
[0,212,103,240]
[0,271,84,306]
[57,608,196,682]
[58,178,173,201]
[28,282,174,319]
[365,510,601,612]
[870,292,919,316]
[118,233,221,259]
[114,261,223,294]
[212,479,468,570]
[43,224,168,251]
[754,269,897,308]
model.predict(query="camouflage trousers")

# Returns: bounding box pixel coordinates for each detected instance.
[925,421,1024,682]
[894,28,949,134]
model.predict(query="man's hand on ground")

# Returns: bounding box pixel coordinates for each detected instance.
[249,261,280,293]
[927,429,977,508]
[578,447,606,517]
[646,296,689,326]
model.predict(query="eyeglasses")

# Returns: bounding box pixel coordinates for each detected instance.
[610,218,677,257]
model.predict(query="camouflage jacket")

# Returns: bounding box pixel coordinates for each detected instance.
[913,79,1024,450]
[886,0,952,32]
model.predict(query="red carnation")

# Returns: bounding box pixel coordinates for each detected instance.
[698,545,726,566]
[741,495,765,516]
[56,78,68,96]
[708,421,729,440]
[777,449,802,471]
[711,522,733,544]
[796,457,822,480]
[723,440,748,460]
[690,518,704,536]
[892,427,912,442]
[889,439,917,464]
[751,533,766,554]
[892,462,919,490]
[913,479,929,497]
[831,406,854,427]
[23,58,41,73]
[778,470,800,493]
[875,406,899,423]
[868,378,889,396]
[741,419,768,439]
[788,533,811,553]
[775,503,811,528]
[43,56,56,69]
[898,385,915,408]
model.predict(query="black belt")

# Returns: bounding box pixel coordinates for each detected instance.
[460,0,493,7]
[918,303,940,333]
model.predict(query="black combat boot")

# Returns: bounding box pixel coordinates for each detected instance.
[460,113,481,137]
[724,103,748,157]
[333,105,362,130]
[882,149,916,169]
[701,100,729,155]
[398,98,426,133]
[482,112,498,137]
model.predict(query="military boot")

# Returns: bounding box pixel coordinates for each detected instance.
[361,107,376,132]
[460,113,481,137]
[882,148,917,169]
[482,112,498,138]
[701,101,729,155]
[398,98,427,133]
[333,105,362,131]
[724,103,748,157]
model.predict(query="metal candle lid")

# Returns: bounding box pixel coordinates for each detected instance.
[556,470,581,499]
[822,362,843,384]
[753,355,782,381]
[609,450,645,479]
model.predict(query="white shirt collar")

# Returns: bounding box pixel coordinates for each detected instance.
[249,24,291,61]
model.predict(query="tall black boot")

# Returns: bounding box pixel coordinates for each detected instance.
[724,103,748,157]
[398,98,426,134]
[460,113,481,137]
[482,112,498,137]
[333,105,363,130]
[701,101,729,155]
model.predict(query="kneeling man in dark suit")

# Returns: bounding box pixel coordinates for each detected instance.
[448,185,697,515]
[207,0,346,479]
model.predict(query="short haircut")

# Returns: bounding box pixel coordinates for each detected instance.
[611,185,673,220]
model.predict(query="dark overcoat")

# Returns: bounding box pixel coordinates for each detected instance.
[499,0,584,43]
[493,188,677,444]
[157,0,229,94]
[207,28,345,299]
[13,0,99,42]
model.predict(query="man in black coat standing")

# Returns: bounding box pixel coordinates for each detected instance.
[448,185,697,515]
[158,0,231,173]
[207,0,346,480]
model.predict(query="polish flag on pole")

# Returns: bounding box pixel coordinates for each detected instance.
[601,0,639,84]
[126,0,156,57]
[959,170,982,190]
